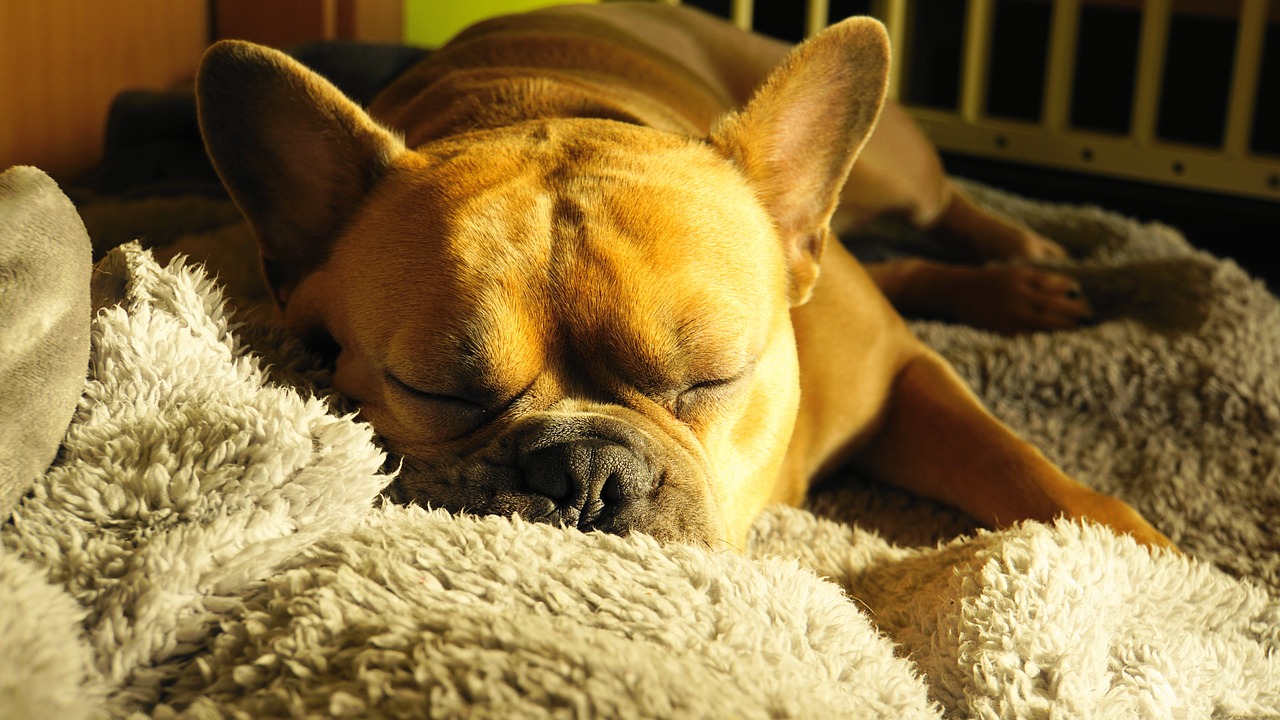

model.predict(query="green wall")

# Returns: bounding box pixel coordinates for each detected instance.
[404,0,599,47]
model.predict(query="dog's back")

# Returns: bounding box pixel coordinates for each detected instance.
[369,3,789,146]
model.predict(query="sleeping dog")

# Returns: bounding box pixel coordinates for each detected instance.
[195,2,1172,550]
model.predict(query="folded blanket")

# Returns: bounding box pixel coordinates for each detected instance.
[0,166,91,522]
[2,180,1279,718]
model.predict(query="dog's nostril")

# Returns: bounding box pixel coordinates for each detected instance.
[601,473,621,503]
[523,454,573,501]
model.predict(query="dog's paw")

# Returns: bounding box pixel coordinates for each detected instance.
[912,263,1093,334]
[1064,488,1180,553]
[937,185,1071,263]
[994,229,1070,262]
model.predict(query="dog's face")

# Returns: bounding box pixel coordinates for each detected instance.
[294,124,802,546]
[197,19,887,548]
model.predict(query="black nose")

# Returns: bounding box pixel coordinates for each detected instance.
[520,439,652,529]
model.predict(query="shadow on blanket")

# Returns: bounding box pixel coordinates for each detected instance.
[3,165,1279,718]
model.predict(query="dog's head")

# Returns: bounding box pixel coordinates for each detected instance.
[196,18,888,548]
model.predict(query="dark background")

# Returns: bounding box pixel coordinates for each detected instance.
[685,0,1280,289]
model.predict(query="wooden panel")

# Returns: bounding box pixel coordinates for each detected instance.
[214,0,402,46]
[338,0,403,43]
[0,0,208,181]
[215,0,338,47]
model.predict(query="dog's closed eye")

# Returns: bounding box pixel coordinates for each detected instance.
[386,372,493,438]
[672,366,754,424]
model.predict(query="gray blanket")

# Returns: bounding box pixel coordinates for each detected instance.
[0,167,90,521]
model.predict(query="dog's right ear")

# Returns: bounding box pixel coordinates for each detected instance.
[197,40,405,306]
[711,18,889,306]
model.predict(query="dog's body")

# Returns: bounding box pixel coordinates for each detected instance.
[196,3,1172,549]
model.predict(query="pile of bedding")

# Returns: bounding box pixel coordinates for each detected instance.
[1,167,1277,718]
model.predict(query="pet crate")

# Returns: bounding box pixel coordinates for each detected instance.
[671,0,1280,204]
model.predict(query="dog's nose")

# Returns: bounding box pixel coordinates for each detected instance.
[520,439,652,529]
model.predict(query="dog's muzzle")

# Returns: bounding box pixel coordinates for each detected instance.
[390,408,720,545]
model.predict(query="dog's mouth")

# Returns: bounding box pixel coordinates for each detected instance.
[383,413,725,547]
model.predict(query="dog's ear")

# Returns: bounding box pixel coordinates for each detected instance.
[197,40,405,306]
[711,18,889,306]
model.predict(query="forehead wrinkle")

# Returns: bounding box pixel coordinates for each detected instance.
[379,187,550,396]
[558,239,744,393]
[548,183,777,390]
[460,257,550,394]
[389,281,544,398]
[672,299,755,369]
[447,185,553,274]
[406,125,781,396]
[545,221,660,389]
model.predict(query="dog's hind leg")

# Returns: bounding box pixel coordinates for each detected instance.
[853,349,1176,550]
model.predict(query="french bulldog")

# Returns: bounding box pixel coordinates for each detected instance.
[195,2,1172,550]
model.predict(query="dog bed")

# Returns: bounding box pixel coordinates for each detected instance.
[2,166,1278,718]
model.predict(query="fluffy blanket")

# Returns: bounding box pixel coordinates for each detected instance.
[2,180,1279,718]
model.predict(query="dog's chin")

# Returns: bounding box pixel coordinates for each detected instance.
[387,454,728,549]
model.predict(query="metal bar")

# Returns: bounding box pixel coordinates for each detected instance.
[1131,0,1172,145]
[911,109,1280,201]
[321,0,337,39]
[731,0,753,31]
[807,0,830,36]
[1042,0,1081,132]
[961,0,996,122]
[876,0,910,102]
[1224,0,1268,156]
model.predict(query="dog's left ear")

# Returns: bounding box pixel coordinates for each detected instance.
[197,40,406,306]
[711,18,889,306]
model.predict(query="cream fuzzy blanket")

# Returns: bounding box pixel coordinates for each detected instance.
[3,184,1279,718]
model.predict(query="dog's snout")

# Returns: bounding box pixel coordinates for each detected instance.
[521,439,653,529]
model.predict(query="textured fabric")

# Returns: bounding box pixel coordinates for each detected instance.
[0,166,91,522]
[3,183,1279,718]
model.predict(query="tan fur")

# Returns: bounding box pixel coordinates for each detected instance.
[196,3,1173,550]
